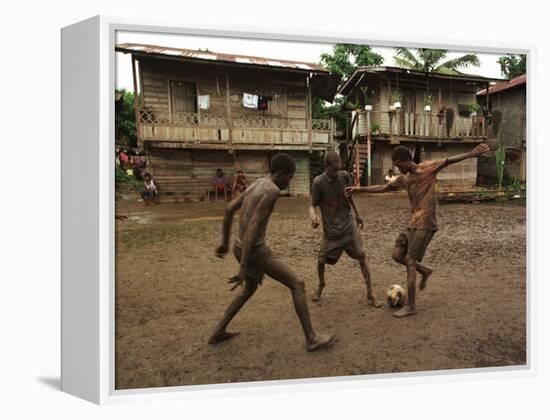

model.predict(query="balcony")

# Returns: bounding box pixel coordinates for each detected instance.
[137,109,334,150]
[353,110,487,142]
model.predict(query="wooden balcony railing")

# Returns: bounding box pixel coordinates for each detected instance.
[139,110,333,131]
[354,110,487,139]
[137,109,334,148]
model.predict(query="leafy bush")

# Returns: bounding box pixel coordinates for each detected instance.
[468,102,481,114]
[115,165,142,190]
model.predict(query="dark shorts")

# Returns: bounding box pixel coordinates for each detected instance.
[233,243,277,284]
[395,228,435,263]
[215,184,227,191]
[140,189,158,199]
[319,228,365,265]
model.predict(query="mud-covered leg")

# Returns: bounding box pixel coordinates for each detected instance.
[391,245,433,290]
[358,257,381,308]
[265,258,334,351]
[208,278,258,344]
[393,259,418,318]
[312,257,326,302]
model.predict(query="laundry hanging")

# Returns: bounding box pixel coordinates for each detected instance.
[242,93,259,109]
[198,95,210,110]
[258,95,273,110]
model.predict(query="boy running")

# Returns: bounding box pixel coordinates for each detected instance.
[345,143,489,317]
[210,153,334,351]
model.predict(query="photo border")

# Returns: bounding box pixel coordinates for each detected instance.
[74,15,536,404]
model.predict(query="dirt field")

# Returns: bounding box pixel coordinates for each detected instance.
[115,192,526,390]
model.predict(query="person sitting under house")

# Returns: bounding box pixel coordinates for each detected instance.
[213,168,229,201]
[140,173,159,205]
[232,170,248,197]
[118,149,129,169]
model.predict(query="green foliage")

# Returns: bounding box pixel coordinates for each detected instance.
[468,102,481,114]
[393,48,480,74]
[320,44,384,82]
[115,165,142,190]
[506,178,523,190]
[115,89,137,147]
[316,44,383,138]
[495,145,506,189]
[497,54,526,79]
[370,122,380,132]
[423,91,434,105]
[359,86,374,105]
[390,90,403,104]
[312,96,348,134]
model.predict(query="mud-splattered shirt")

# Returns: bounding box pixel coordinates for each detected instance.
[311,171,355,240]
[387,160,448,231]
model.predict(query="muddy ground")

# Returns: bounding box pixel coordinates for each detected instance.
[115,193,526,389]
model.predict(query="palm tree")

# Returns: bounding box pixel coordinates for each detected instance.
[393,48,480,74]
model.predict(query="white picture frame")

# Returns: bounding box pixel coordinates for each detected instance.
[61,15,535,404]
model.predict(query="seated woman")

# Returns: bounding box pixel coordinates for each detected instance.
[213,168,229,201]
[140,173,159,205]
[232,170,248,197]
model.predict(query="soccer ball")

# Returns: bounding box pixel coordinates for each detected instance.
[386,284,406,308]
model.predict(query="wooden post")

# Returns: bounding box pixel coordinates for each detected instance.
[354,142,360,186]
[131,56,142,148]
[485,82,490,111]
[307,77,312,152]
[331,118,335,151]
[196,81,201,125]
[367,110,372,186]
[225,73,233,151]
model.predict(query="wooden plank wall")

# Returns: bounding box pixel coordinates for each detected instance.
[287,151,310,196]
[370,142,477,189]
[370,80,479,136]
[426,144,478,189]
[147,148,312,200]
[139,58,308,121]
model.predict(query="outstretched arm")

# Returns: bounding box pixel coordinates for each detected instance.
[446,143,490,165]
[345,182,398,196]
[215,192,246,257]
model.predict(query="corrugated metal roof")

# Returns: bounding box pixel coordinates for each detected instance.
[477,74,526,96]
[116,43,328,73]
[339,66,504,96]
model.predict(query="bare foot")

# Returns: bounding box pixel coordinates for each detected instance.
[307,333,335,352]
[392,306,417,318]
[367,293,382,308]
[419,269,433,291]
[311,286,324,302]
[208,331,240,345]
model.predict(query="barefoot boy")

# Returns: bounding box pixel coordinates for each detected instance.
[309,151,381,307]
[210,153,334,351]
[346,143,489,318]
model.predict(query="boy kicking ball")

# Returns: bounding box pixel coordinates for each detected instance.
[346,143,489,317]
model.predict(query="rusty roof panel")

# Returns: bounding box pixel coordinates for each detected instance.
[116,43,328,73]
[477,74,526,96]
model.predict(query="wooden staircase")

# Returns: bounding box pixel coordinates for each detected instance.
[351,143,368,184]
